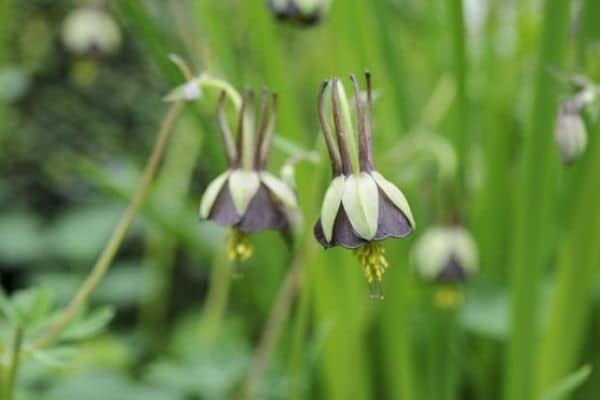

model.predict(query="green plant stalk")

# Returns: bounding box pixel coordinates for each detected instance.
[504,1,572,400]
[288,267,312,400]
[139,115,203,348]
[240,254,304,400]
[28,101,184,350]
[380,250,417,400]
[535,124,600,396]
[3,325,23,400]
[447,0,468,192]
[199,243,232,345]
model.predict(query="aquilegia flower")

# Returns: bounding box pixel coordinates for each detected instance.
[313,72,415,296]
[412,226,478,308]
[199,89,298,263]
[267,0,331,26]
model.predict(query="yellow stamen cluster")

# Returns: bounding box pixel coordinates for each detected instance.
[354,242,389,298]
[434,284,463,309]
[227,228,253,263]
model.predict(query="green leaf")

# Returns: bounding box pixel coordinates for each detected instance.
[60,307,115,341]
[30,346,78,367]
[341,173,379,240]
[320,176,345,243]
[228,169,260,216]
[198,170,230,219]
[539,365,592,400]
[371,171,415,228]
[260,171,298,209]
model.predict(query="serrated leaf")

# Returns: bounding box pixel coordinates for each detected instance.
[320,176,346,243]
[228,169,260,216]
[260,172,298,209]
[341,173,379,240]
[371,170,415,228]
[539,364,591,400]
[61,307,115,341]
[199,170,231,219]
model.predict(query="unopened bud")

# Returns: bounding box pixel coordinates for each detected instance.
[267,0,331,26]
[554,99,587,165]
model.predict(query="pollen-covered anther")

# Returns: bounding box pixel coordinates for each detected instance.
[354,242,388,286]
[227,228,254,263]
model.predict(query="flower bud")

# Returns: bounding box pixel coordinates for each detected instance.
[267,0,331,26]
[62,7,122,55]
[554,98,588,165]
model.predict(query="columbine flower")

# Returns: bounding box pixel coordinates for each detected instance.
[199,89,298,263]
[412,226,478,308]
[61,6,122,55]
[554,97,587,165]
[267,0,331,26]
[313,72,415,297]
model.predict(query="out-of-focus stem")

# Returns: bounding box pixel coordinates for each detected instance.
[240,255,304,399]
[27,101,184,351]
[504,1,572,400]
[199,243,232,345]
[3,325,23,400]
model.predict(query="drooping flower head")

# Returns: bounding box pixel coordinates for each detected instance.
[267,0,331,26]
[199,89,298,263]
[313,72,415,297]
[412,226,478,308]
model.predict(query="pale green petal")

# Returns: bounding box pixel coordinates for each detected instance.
[228,169,260,216]
[371,171,415,228]
[342,173,379,240]
[260,172,298,209]
[320,176,346,243]
[199,170,231,218]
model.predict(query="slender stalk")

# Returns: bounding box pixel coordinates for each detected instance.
[535,4,600,386]
[240,255,304,399]
[504,1,572,400]
[447,0,468,190]
[28,101,184,350]
[199,243,233,345]
[4,325,23,400]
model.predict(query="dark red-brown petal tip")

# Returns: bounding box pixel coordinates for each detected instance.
[314,206,367,249]
[237,184,288,233]
[436,255,467,283]
[208,181,242,226]
[373,189,413,240]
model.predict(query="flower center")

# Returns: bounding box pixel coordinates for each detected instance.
[227,228,253,263]
[354,242,388,299]
[434,284,462,309]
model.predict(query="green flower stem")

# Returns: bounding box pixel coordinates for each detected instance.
[139,113,203,348]
[448,0,468,191]
[536,0,600,389]
[3,325,23,400]
[199,243,232,345]
[240,254,305,400]
[535,136,600,395]
[504,1,572,400]
[27,101,184,351]
[199,75,242,111]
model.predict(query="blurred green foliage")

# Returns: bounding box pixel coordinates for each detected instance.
[0,0,599,399]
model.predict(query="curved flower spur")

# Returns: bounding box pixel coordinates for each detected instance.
[199,89,298,267]
[313,72,415,298]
